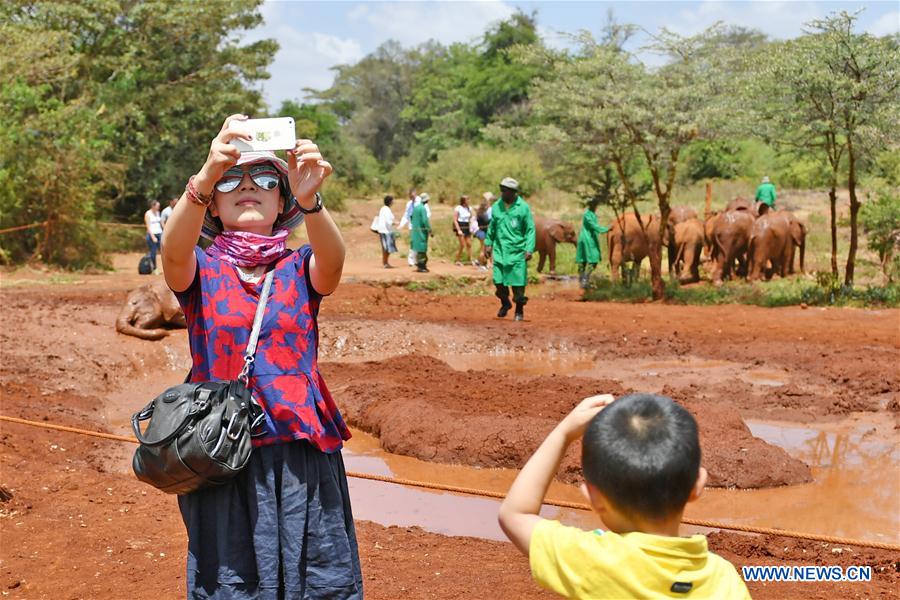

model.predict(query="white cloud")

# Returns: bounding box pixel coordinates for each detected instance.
[665,0,824,39]
[869,10,899,36]
[257,26,364,108]
[349,0,516,47]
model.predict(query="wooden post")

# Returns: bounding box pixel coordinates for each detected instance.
[705,182,712,219]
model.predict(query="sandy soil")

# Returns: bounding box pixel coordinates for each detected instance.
[1,229,898,598]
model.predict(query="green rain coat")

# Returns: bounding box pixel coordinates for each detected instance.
[576,209,610,265]
[755,182,777,207]
[410,202,431,252]
[485,196,536,286]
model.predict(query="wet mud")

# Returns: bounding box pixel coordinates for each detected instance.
[326,354,812,488]
[1,268,898,598]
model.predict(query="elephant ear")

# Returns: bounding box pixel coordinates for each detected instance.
[550,224,565,242]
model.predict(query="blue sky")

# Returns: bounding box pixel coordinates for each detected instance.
[241,1,900,109]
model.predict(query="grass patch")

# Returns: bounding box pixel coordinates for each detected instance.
[405,275,491,296]
[583,276,900,308]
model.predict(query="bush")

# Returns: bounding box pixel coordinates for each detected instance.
[420,144,546,204]
[860,190,900,282]
[582,275,900,308]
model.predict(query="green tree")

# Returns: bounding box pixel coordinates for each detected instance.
[517,24,732,298]
[745,11,900,284]
[1,0,277,265]
[316,40,419,165]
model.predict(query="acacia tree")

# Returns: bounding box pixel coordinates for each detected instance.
[746,11,900,285]
[518,26,729,298]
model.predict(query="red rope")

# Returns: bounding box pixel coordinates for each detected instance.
[0,221,48,235]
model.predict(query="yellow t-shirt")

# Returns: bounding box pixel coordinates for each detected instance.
[530,520,751,599]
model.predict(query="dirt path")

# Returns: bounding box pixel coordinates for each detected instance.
[1,232,898,597]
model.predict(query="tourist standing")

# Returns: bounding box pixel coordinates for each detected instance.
[144,200,163,273]
[375,195,397,268]
[453,195,474,266]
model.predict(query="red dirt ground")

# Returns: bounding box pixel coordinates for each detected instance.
[1,263,898,598]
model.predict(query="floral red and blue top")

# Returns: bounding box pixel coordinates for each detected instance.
[174,245,350,453]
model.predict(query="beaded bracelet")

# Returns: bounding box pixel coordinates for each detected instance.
[185,176,214,207]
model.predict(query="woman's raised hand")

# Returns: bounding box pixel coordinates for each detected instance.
[197,114,251,187]
[287,139,333,207]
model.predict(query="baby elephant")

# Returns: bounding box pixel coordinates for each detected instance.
[608,212,661,283]
[116,280,186,340]
[672,218,704,283]
[534,216,577,275]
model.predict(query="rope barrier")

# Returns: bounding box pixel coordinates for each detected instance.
[1,414,898,552]
[97,222,146,229]
[0,221,48,235]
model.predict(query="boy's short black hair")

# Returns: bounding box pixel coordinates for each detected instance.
[384,195,394,206]
[582,394,701,520]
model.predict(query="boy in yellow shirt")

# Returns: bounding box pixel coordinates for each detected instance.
[499,394,751,599]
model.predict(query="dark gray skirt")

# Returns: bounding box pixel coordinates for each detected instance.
[178,441,363,600]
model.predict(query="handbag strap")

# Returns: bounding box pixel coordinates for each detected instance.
[238,269,276,384]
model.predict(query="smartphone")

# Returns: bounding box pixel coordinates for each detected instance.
[230,117,296,152]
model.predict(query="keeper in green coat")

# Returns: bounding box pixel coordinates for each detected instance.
[755,176,777,209]
[410,193,432,272]
[576,199,610,289]
[484,177,536,321]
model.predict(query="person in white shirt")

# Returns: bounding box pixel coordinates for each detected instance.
[144,200,164,273]
[453,195,474,266]
[376,195,397,268]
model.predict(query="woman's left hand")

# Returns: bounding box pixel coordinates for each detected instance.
[287,139,333,208]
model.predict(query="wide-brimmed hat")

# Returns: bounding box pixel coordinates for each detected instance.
[482,191,495,203]
[499,177,519,191]
[201,151,305,240]
[419,192,430,203]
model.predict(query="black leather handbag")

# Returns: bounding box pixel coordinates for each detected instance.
[131,271,274,495]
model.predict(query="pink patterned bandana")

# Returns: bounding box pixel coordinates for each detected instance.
[207,228,290,268]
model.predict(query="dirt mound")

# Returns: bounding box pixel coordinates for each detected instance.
[325,355,812,488]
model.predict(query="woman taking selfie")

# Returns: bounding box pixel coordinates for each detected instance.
[161,114,362,599]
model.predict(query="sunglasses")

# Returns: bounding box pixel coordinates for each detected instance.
[215,164,281,193]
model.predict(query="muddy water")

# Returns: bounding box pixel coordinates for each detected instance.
[101,345,897,545]
[441,350,793,392]
[694,415,900,544]
[345,417,898,545]
[344,428,601,541]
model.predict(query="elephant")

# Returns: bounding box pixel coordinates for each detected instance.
[777,210,807,274]
[607,212,661,282]
[710,210,755,284]
[116,280,186,340]
[747,212,792,281]
[666,206,699,272]
[726,196,769,217]
[534,216,577,275]
[672,218,704,283]
[703,211,719,261]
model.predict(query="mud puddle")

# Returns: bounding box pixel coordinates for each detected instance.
[441,350,793,392]
[343,429,601,541]
[346,416,897,545]
[693,413,899,544]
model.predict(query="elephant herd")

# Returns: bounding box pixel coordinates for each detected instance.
[533,199,806,285]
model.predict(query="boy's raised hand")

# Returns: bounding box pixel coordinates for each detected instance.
[558,394,615,443]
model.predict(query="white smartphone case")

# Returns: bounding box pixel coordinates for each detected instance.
[231,117,296,152]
